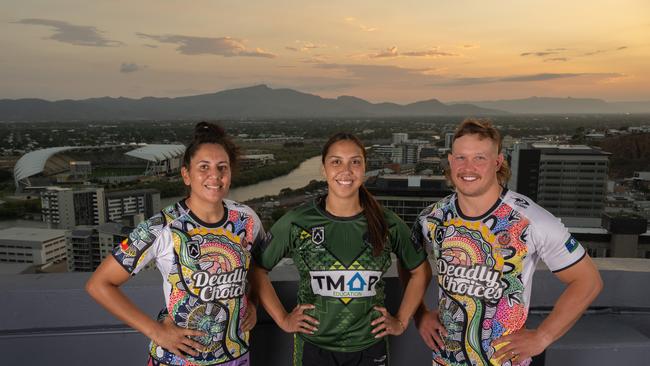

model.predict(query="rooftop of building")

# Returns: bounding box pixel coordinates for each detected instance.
[124,144,185,162]
[366,174,453,196]
[105,188,160,197]
[529,143,612,156]
[0,227,67,244]
[0,258,648,365]
[96,221,133,236]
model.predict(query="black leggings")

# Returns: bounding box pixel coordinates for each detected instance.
[293,336,388,366]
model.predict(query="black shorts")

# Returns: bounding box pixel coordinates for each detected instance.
[293,335,389,366]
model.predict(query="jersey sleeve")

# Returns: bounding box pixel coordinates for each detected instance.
[388,210,427,270]
[411,205,436,256]
[251,210,294,270]
[528,206,586,273]
[112,213,166,275]
[239,204,266,250]
[250,210,266,248]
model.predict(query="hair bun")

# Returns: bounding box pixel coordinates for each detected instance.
[194,121,225,139]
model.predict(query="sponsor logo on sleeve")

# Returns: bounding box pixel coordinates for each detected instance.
[564,236,579,253]
[513,197,530,208]
[119,238,129,251]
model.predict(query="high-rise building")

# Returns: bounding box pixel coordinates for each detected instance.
[66,226,99,272]
[371,145,403,164]
[67,221,134,272]
[392,133,408,145]
[404,144,420,165]
[418,146,439,159]
[365,174,452,226]
[0,227,67,266]
[105,189,161,222]
[98,221,135,259]
[445,132,455,149]
[40,187,106,229]
[509,143,610,227]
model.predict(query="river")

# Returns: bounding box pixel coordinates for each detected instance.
[161,155,323,206]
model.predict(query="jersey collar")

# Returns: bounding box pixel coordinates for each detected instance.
[453,187,508,221]
[315,195,365,222]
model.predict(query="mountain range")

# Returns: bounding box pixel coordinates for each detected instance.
[1,85,648,121]
[453,97,650,114]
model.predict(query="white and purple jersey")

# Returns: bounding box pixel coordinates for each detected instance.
[413,189,585,366]
[113,199,264,366]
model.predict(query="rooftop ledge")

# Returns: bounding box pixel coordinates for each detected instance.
[1,258,649,365]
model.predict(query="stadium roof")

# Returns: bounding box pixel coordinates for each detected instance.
[13,146,88,184]
[13,144,186,187]
[124,144,185,162]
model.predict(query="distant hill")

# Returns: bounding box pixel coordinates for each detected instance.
[0,85,504,121]
[453,97,650,114]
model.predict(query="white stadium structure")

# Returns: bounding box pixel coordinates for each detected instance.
[13,144,185,192]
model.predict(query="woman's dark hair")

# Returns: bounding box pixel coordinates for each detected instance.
[182,122,240,171]
[322,132,388,256]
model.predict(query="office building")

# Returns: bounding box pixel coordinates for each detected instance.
[0,227,66,265]
[67,221,134,272]
[105,189,160,222]
[41,186,106,229]
[365,174,452,226]
[509,143,610,227]
[392,133,408,145]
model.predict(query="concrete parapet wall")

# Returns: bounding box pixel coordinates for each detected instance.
[0,258,649,365]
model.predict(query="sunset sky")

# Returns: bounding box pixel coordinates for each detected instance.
[2,0,649,103]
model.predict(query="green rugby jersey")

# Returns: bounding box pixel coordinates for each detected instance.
[253,197,427,352]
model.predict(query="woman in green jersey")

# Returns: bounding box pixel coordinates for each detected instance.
[252,132,432,366]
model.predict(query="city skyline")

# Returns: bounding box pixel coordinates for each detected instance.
[1,0,649,103]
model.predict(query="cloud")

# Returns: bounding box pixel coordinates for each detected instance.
[344,17,378,32]
[13,18,122,47]
[521,51,559,57]
[582,49,606,56]
[369,46,458,58]
[300,56,329,64]
[523,47,627,60]
[431,72,624,86]
[143,44,158,48]
[544,57,568,62]
[136,33,276,58]
[371,46,399,58]
[461,44,479,49]
[501,73,583,82]
[286,41,326,52]
[402,49,459,57]
[309,63,622,91]
[120,62,143,73]
[315,63,438,84]
[301,42,320,50]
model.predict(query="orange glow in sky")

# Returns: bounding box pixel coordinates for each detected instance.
[2,0,649,102]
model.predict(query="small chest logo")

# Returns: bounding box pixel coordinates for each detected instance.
[513,197,530,209]
[311,226,325,245]
[187,240,201,259]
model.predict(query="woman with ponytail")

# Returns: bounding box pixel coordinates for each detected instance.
[87,122,264,366]
[251,132,431,365]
